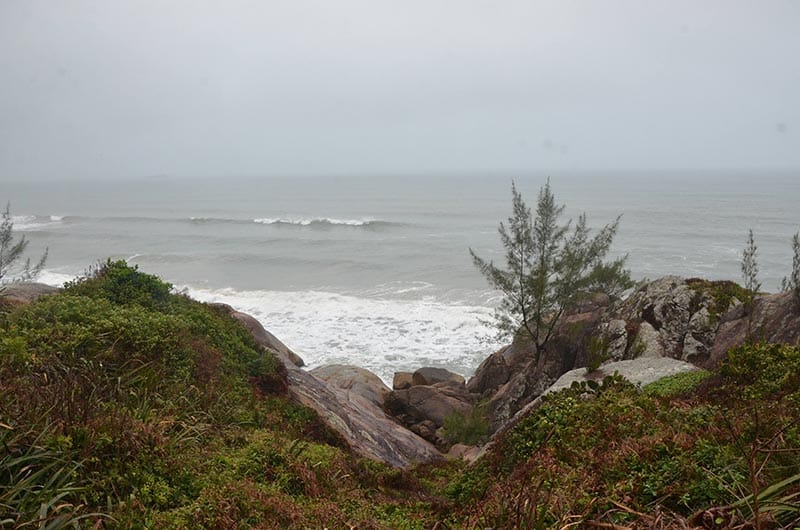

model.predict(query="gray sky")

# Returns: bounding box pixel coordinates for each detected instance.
[1,0,798,181]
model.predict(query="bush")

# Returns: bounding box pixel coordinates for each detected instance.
[65,259,172,309]
[443,406,489,446]
[0,262,294,523]
[721,342,800,400]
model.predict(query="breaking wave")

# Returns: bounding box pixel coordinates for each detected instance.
[189,216,397,227]
[11,215,68,231]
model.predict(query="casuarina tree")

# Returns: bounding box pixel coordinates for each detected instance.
[782,231,800,304]
[741,229,761,339]
[0,203,48,285]
[470,180,632,364]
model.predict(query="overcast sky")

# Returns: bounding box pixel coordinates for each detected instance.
[1,0,798,181]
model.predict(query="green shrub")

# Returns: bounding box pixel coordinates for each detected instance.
[586,333,611,372]
[0,262,293,523]
[721,342,800,399]
[65,259,172,309]
[644,370,712,397]
[442,405,489,446]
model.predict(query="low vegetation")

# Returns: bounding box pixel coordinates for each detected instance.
[2,261,799,528]
[686,277,753,323]
[448,342,800,529]
[0,261,443,528]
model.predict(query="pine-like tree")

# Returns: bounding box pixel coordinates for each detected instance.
[741,229,761,339]
[781,231,800,304]
[0,203,48,285]
[741,229,761,295]
[470,181,632,363]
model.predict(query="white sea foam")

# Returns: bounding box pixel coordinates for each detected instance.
[253,217,377,227]
[37,270,77,287]
[184,285,496,385]
[12,215,64,231]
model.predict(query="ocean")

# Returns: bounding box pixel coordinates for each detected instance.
[4,171,799,384]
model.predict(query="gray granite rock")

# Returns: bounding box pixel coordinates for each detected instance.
[1,282,59,304]
[310,364,390,408]
[412,367,465,387]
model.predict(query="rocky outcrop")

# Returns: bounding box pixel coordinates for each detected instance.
[310,364,390,409]
[386,383,473,429]
[611,277,732,364]
[284,367,442,467]
[384,368,477,447]
[0,282,59,305]
[469,277,749,434]
[543,357,701,396]
[227,309,442,468]
[222,276,799,467]
[497,357,702,439]
[708,292,800,368]
[466,345,512,396]
[478,301,607,433]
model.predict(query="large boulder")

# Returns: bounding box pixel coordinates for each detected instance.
[385,382,475,447]
[708,292,800,368]
[634,321,664,358]
[486,365,556,434]
[543,357,702,396]
[284,367,442,467]
[466,346,513,396]
[412,367,465,387]
[392,372,414,390]
[310,364,391,409]
[385,383,473,429]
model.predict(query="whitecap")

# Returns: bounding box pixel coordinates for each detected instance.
[36,270,77,287]
[11,215,64,231]
[253,217,380,227]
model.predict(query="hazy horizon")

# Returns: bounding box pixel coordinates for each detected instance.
[3,167,800,185]
[2,1,798,182]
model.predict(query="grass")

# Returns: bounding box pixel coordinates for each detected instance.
[0,423,92,529]
[643,369,712,397]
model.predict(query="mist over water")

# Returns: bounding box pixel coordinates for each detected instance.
[9,172,800,383]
